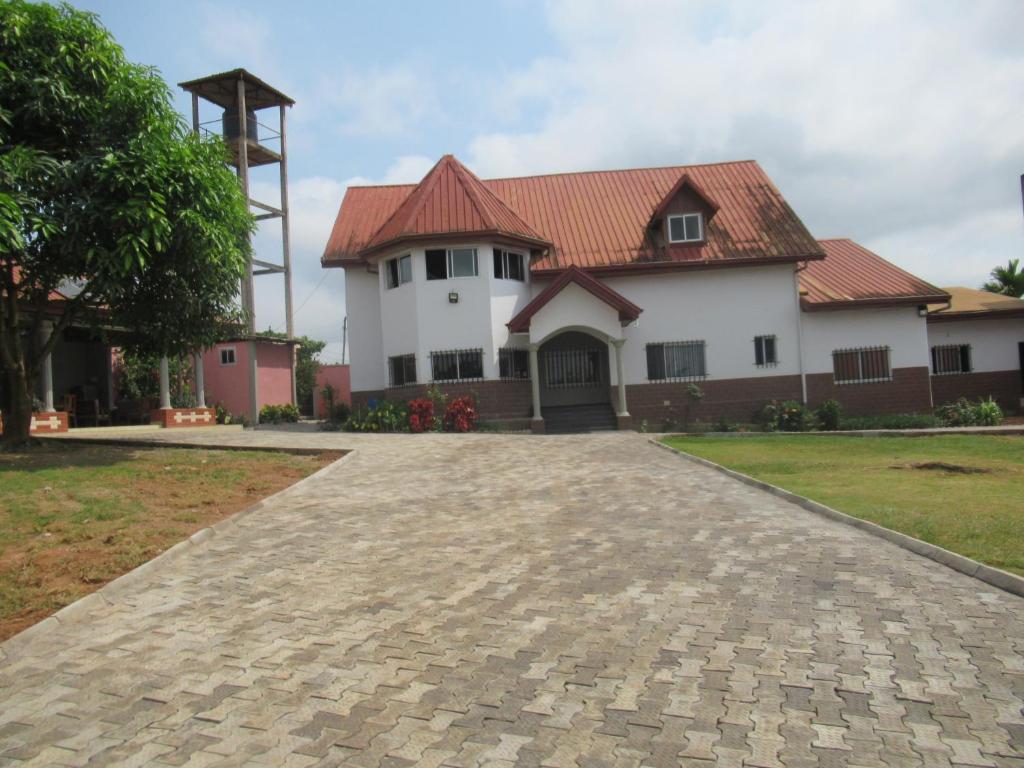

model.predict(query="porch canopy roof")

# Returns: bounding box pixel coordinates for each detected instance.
[508,266,642,338]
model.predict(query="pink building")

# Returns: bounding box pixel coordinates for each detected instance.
[202,337,298,421]
[313,364,351,418]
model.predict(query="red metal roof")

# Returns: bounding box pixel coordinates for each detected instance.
[358,155,550,258]
[507,266,643,333]
[800,239,948,309]
[927,286,1024,321]
[323,157,825,271]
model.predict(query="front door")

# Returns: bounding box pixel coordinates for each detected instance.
[539,331,610,408]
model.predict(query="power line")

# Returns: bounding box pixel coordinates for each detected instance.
[293,271,330,317]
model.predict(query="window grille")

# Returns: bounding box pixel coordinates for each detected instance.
[430,348,484,382]
[832,346,892,384]
[931,344,971,375]
[646,341,707,381]
[499,348,530,380]
[388,354,416,387]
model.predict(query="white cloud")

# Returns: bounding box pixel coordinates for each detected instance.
[315,67,440,138]
[466,0,1024,285]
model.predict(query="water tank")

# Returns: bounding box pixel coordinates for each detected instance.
[222,107,258,143]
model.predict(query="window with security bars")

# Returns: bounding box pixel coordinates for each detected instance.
[754,335,778,367]
[646,341,707,381]
[430,348,484,382]
[931,344,971,375]
[388,354,416,387]
[544,348,602,388]
[499,348,530,380]
[832,346,891,384]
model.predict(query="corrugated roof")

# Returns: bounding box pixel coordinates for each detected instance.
[928,286,1024,319]
[323,157,825,270]
[359,155,549,257]
[800,239,948,309]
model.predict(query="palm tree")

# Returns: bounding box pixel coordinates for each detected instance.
[982,258,1024,297]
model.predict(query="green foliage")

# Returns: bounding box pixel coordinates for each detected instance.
[344,400,407,432]
[115,351,192,406]
[982,258,1024,298]
[815,399,842,431]
[259,403,300,424]
[712,414,736,433]
[212,402,232,425]
[258,330,326,413]
[0,0,253,445]
[935,397,1003,428]
[839,413,941,430]
[756,400,811,432]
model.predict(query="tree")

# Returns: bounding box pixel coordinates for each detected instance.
[0,1,253,447]
[258,329,326,414]
[982,258,1024,298]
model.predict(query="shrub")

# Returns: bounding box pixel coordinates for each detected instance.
[935,397,1003,428]
[815,399,842,431]
[756,400,811,432]
[407,398,435,433]
[330,401,351,424]
[344,400,407,432]
[712,414,736,433]
[213,402,232,425]
[443,396,478,432]
[259,403,300,424]
[839,413,941,430]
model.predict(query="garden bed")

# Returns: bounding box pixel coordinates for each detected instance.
[0,443,339,640]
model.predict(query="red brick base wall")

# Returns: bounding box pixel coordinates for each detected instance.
[626,374,803,427]
[806,366,932,416]
[930,369,1023,414]
[31,411,69,434]
[151,407,216,428]
[352,381,534,420]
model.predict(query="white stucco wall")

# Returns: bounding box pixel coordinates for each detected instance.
[801,306,929,374]
[344,267,385,391]
[600,264,803,385]
[927,317,1024,373]
[528,282,624,346]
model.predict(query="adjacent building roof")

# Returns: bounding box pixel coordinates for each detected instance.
[799,239,948,310]
[507,266,643,333]
[358,155,550,258]
[927,286,1024,321]
[323,156,825,272]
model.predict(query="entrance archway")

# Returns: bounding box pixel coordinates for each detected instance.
[538,330,611,408]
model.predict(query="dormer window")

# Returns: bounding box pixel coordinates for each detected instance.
[667,213,703,244]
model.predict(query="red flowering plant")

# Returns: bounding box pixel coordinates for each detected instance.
[443,396,478,433]
[407,398,435,433]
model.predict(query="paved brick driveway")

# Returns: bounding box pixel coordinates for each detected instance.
[1,431,1022,767]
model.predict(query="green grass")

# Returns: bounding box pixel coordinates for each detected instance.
[0,443,334,639]
[661,434,1024,577]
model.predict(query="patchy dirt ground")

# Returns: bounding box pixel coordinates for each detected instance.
[0,443,341,640]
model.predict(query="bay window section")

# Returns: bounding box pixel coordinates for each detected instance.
[426,247,478,280]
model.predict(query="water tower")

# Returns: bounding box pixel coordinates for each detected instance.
[178,69,296,424]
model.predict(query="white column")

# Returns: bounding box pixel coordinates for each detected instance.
[613,339,629,417]
[529,344,542,422]
[159,355,171,409]
[194,352,206,408]
[40,323,54,412]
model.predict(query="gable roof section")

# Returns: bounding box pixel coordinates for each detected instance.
[800,239,948,310]
[323,158,825,271]
[358,155,550,258]
[650,172,721,221]
[507,266,642,333]
[927,286,1024,321]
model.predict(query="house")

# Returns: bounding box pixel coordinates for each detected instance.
[312,364,351,419]
[201,336,299,422]
[927,287,1024,412]
[321,154,1018,431]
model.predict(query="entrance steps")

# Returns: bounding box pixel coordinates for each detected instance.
[542,403,617,434]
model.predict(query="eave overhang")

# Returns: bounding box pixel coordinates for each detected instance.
[507,265,643,333]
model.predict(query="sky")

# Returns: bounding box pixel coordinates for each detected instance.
[79,0,1024,365]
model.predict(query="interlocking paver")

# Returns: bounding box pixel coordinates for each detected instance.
[1,429,1023,768]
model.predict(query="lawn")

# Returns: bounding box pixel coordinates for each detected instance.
[0,443,340,640]
[661,434,1024,577]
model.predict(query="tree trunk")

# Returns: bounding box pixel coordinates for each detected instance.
[1,354,33,449]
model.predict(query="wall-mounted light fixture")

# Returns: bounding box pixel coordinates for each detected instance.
[917,305,928,317]
[448,292,459,304]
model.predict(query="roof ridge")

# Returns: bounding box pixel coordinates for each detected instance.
[483,158,760,183]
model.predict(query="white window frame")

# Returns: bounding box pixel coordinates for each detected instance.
[646,340,707,381]
[667,213,704,244]
[494,248,526,282]
[219,346,236,366]
[425,247,479,280]
[385,254,412,289]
